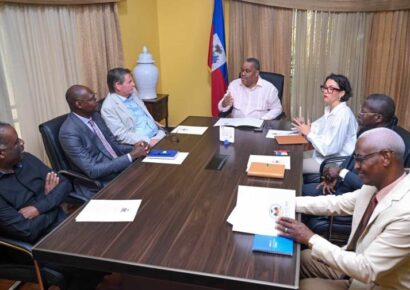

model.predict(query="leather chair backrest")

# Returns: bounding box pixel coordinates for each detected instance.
[39,114,70,172]
[259,71,284,103]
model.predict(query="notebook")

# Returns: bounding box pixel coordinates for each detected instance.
[275,135,308,145]
[147,149,178,159]
[252,235,294,256]
[247,162,285,178]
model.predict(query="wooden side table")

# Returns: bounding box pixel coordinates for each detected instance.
[143,94,169,128]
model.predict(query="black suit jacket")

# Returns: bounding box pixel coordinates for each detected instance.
[0,153,71,243]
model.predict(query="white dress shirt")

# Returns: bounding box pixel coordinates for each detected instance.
[217,77,283,120]
[307,102,358,164]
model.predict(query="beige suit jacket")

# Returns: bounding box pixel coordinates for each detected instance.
[297,174,410,290]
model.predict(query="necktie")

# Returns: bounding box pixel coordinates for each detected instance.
[88,120,118,159]
[346,193,378,251]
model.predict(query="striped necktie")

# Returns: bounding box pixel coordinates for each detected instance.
[88,120,118,159]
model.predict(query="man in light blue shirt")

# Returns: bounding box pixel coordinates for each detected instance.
[101,68,165,146]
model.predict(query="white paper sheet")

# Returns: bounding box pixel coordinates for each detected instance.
[214,117,263,128]
[171,125,208,135]
[246,155,291,170]
[142,152,189,165]
[75,200,141,222]
[265,129,296,139]
[229,185,295,236]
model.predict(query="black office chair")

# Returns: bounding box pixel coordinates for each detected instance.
[0,235,67,290]
[219,71,285,119]
[39,114,101,203]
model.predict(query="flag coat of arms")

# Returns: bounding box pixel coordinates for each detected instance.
[208,0,228,116]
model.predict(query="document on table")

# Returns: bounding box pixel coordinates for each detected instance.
[227,185,295,236]
[171,125,208,135]
[265,129,296,139]
[143,152,189,165]
[246,154,291,170]
[76,200,141,222]
[214,117,263,128]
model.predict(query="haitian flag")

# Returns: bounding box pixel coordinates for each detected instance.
[208,0,228,116]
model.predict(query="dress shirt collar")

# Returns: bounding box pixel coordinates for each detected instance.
[239,76,263,90]
[0,158,23,177]
[73,112,92,125]
[324,101,347,118]
[376,173,407,202]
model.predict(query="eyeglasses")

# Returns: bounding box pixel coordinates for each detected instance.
[358,111,381,118]
[320,85,342,93]
[353,149,393,163]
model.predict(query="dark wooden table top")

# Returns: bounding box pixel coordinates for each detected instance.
[33,116,304,290]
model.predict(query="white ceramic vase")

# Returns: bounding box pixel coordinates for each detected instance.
[133,46,158,100]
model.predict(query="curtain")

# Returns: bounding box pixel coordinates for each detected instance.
[229,0,292,115]
[237,0,410,12]
[365,10,410,130]
[292,11,371,121]
[0,3,123,160]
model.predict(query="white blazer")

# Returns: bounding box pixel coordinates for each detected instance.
[297,174,410,290]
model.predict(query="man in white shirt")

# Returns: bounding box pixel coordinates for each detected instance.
[217,58,283,120]
[277,127,410,290]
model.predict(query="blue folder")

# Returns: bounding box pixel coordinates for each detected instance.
[148,149,178,158]
[252,235,294,256]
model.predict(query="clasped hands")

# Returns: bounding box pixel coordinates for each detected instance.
[317,165,341,195]
[19,172,60,219]
[292,116,311,136]
[130,141,150,160]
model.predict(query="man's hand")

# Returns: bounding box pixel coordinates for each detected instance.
[130,141,150,160]
[292,117,311,136]
[44,172,59,194]
[323,165,341,181]
[316,179,337,195]
[276,217,315,245]
[221,92,234,108]
[19,206,40,219]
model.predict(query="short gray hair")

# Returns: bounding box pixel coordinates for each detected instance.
[358,127,405,159]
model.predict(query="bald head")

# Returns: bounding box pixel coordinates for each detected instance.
[355,127,405,189]
[65,85,97,117]
[358,127,405,161]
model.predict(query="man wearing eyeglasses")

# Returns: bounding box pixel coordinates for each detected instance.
[277,127,410,290]
[302,94,410,237]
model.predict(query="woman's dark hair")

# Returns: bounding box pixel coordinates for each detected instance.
[325,73,352,102]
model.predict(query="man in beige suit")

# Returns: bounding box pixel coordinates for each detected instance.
[277,127,410,290]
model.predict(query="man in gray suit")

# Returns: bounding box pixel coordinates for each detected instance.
[59,85,149,199]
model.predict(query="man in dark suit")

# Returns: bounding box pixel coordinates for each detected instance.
[0,122,70,243]
[303,94,410,235]
[59,85,149,199]
[0,122,103,289]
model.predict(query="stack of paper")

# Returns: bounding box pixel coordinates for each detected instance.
[227,185,295,236]
[76,200,142,222]
[214,117,263,128]
[265,129,297,139]
[171,125,208,135]
[246,155,291,170]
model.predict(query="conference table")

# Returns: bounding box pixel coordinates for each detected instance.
[33,116,304,290]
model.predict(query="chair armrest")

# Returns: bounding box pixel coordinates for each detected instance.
[67,192,89,203]
[58,170,102,189]
[319,156,350,176]
[0,236,33,257]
